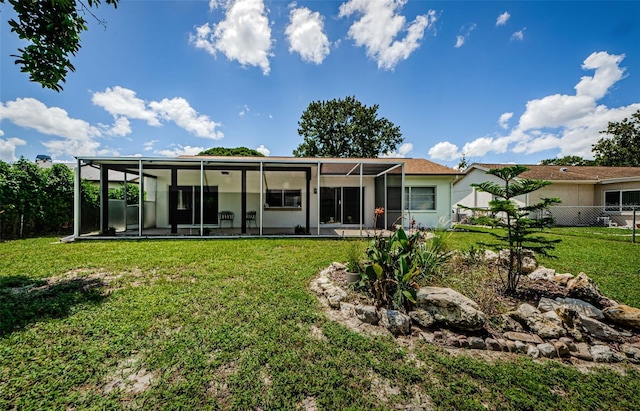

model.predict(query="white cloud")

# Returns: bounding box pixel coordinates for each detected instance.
[381,142,413,158]
[574,51,626,99]
[155,144,205,157]
[239,104,250,117]
[427,51,640,161]
[496,12,510,26]
[427,141,460,161]
[100,116,131,137]
[454,23,476,48]
[511,28,525,41]
[286,6,330,64]
[143,140,158,151]
[339,0,437,70]
[256,144,270,156]
[498,112,513,129]
[0,136,26,162]
[190,0,273,75]
[149,98,223,140]
[92,86,160,126]
[0,98,102,158]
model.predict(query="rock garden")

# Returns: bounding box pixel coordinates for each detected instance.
[311,224,640,368]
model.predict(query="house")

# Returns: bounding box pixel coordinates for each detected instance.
[72,156,461,239]
[453,163,640,227]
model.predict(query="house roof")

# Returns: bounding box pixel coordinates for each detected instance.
[182,155,461,176]
[467,163,640,183]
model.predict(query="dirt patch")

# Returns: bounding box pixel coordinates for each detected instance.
[103,356,157,394]
[206,361,238,407]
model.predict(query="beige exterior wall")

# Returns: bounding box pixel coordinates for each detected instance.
[594,181,640,206]
[529,183,594,206]
[404,175,455,228]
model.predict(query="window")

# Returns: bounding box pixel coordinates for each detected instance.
[405,187,436,210]
[605,190,640,211]
[266,189,302,208]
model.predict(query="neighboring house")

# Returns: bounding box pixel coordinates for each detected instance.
[72,156,460,238]
[453,163,640,227]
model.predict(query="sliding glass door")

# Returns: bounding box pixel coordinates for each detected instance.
[320,187,363,224]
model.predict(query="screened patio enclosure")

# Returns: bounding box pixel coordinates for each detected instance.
[73,156,406,239]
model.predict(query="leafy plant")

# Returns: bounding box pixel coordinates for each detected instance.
[345,241,362,273]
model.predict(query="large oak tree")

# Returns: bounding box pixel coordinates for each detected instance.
[293,96,403,158]
[593,109,640,167]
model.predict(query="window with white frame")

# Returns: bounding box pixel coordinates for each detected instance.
[266,189,302,208]
[605,190,640,211]
[404,187,436,210]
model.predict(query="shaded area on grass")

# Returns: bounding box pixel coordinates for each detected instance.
[0,275,108,336]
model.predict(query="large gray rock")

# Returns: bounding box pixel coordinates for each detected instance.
[408,309,436,328]
[416,287,486,331]
[325,286,347,309]
[503,331,543,344]
[556,306,626,342]
[571,343,593,361]
[590,345,623,363]
[379,309,411,336]
[566,273,607,307]
[499,249,537,273]
[603,304,640,330]
[489,314,524,333]
[528,267,556,281]
[355,305,378,325]
[525,311,566,339]
[537,343,557,358]
[538,297,604,320]
[509,303,540,323]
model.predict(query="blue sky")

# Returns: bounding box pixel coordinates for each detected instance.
[1,0,639,168]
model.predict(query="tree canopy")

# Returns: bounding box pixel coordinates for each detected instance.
[293,96,403,158]
[2,0,119,91]
[197,147,265,157]
[539,156,596,166]
[593,109,640,167]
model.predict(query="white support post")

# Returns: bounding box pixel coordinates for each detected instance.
[384,173,388,230]
[124,171,128,232]
[138,160,144,237]
[259,161,263,236]
[74,158,81,238]
[317,161,321,236]
[401,163,405,229]
[200,160,204,236]
[359,162,363,237]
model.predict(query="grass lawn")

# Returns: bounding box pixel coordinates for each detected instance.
[1,235,639,410]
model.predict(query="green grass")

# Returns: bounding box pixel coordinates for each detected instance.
[1,236,639,410]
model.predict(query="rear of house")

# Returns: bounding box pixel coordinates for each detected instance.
[73,156,460,239]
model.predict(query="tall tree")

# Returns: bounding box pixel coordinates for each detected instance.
[459,166,561,294]
[539,156,595,166]
[198,147,265,157]
[293,96,403,158]
[2,0,119,91]
[593,109,640,167]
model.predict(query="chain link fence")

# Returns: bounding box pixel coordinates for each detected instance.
[453,206,638,243]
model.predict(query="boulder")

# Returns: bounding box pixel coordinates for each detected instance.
[553,341,570,357]
[446,336,461,347]
[485,338,501,351]
[355,305,378,325]
[566,273,606,307]
[468,336,486,350]
[514,340,527,354]
[325,286,347,309]
[526,311,566,339]
[416,287,486,331]
[499,249,537,273]
[556,305,626,342]
[552,273,574,286]
[603,304,640,330]
[527,344,540,359]
[590,345,623,363]
[408,309,436,328]
[620,343,640,361]
[540,297,604,319]
[340,302,355,316]
[509,303,540,323]
[537,343,557,358]
[331,262,347,271]
[503,331,544,344]
[488,314,524,333]
[379,309,411,336]
[484,249,499,264]
[528,267,556,281]
[571,343,593,361]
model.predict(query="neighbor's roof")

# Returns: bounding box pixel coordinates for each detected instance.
[467,163,640,182]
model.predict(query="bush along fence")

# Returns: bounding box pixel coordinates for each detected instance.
[0,159,102,241]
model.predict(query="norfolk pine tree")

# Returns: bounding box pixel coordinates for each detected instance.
[460,165,561,294]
